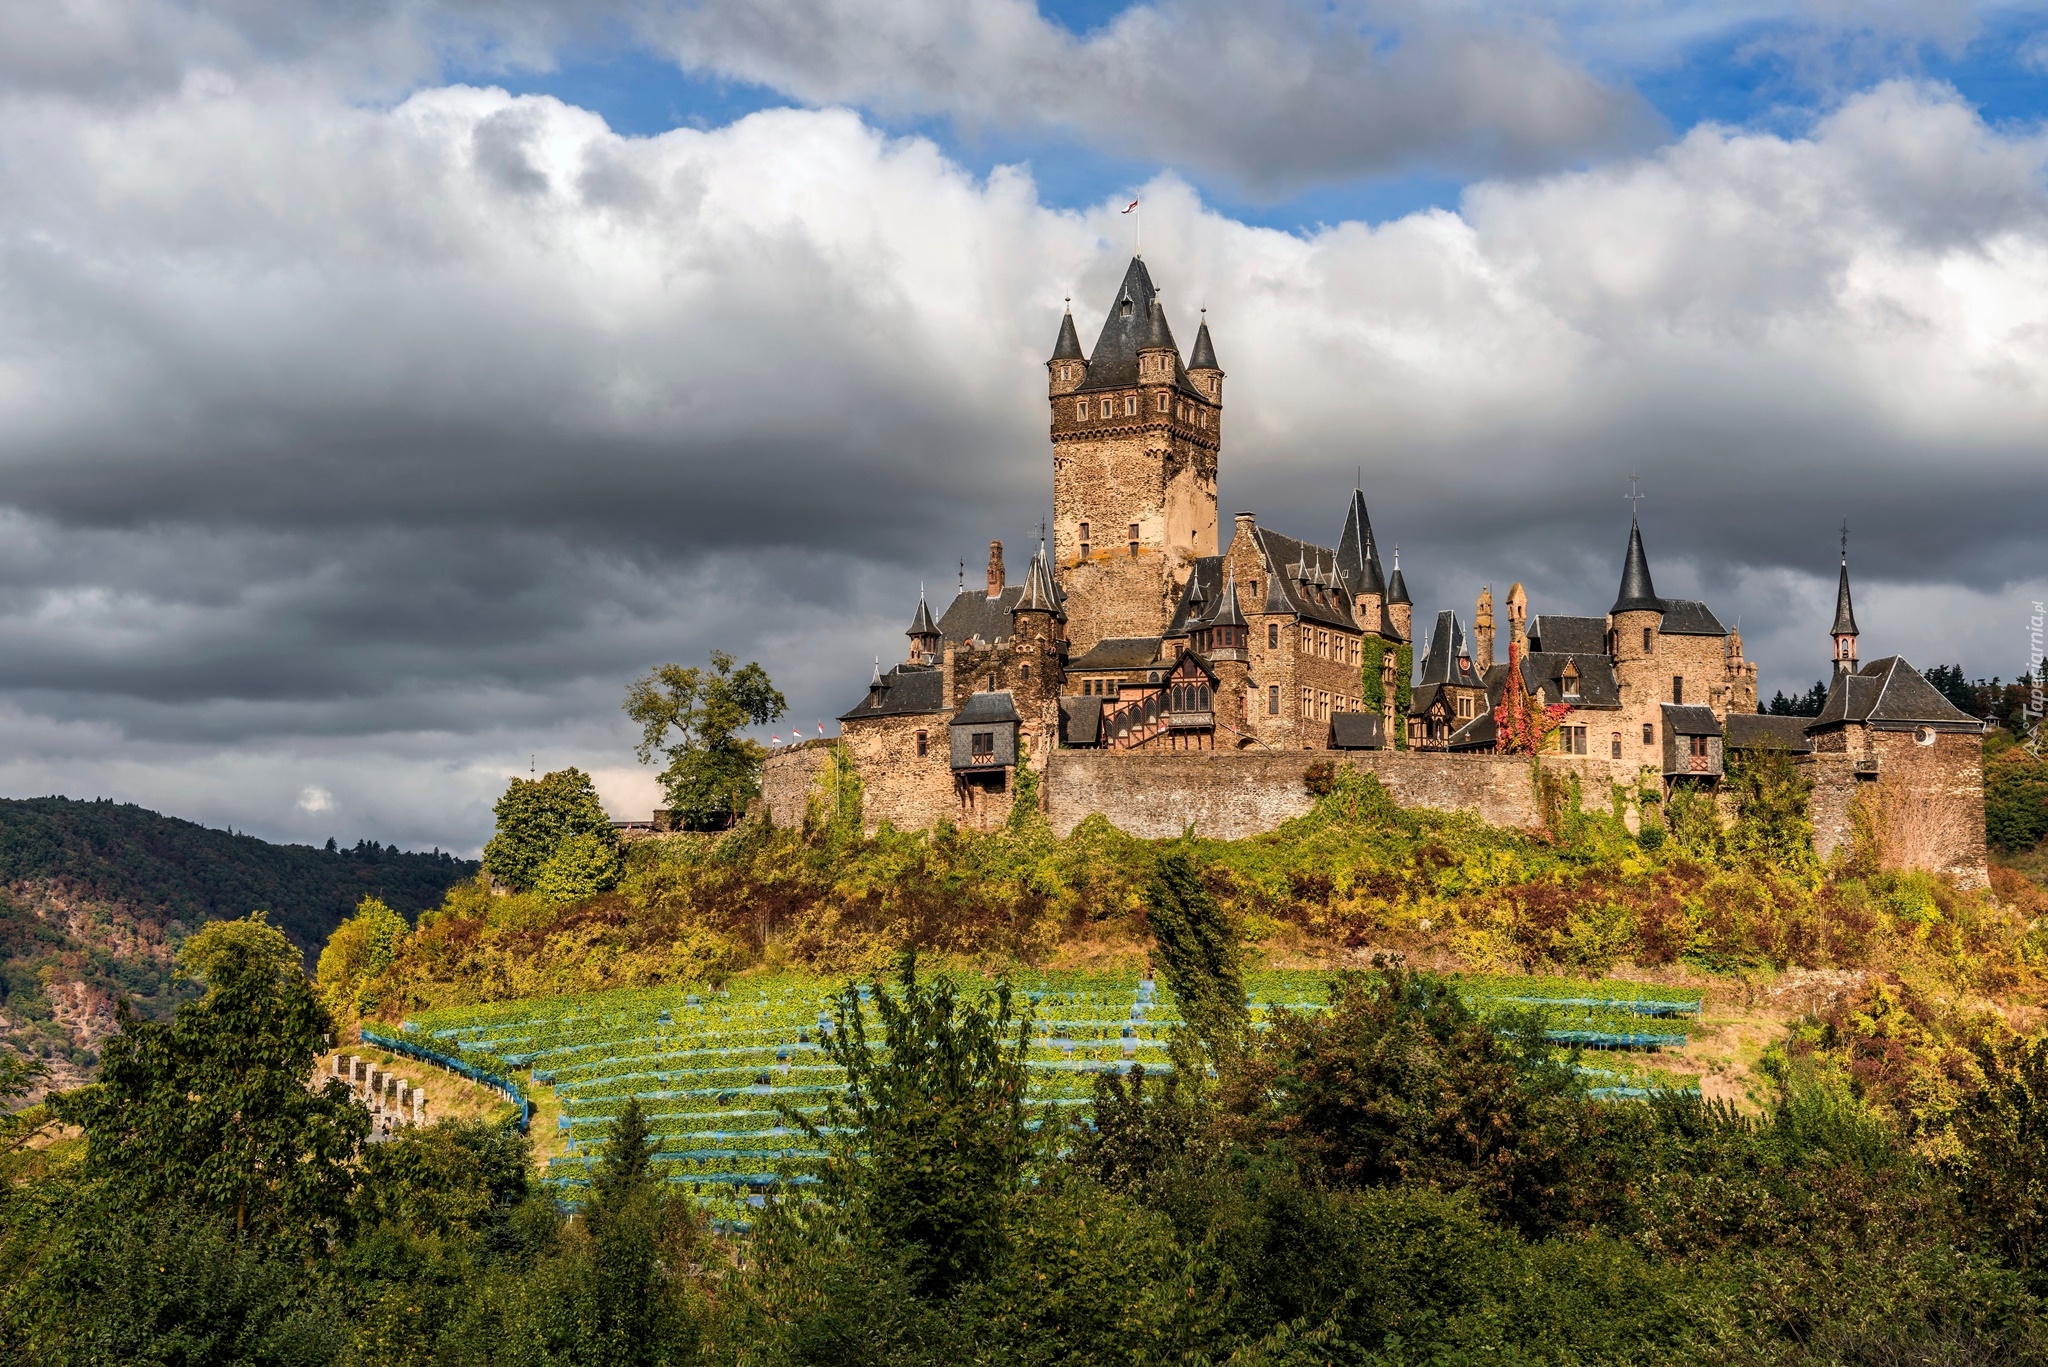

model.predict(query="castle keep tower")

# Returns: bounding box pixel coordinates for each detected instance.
[1048,259,1221,653]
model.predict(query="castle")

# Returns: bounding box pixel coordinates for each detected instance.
[773,258,1987,885]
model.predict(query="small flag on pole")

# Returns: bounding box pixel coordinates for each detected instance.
[1121,198,1139,214]
[817,722,826,736]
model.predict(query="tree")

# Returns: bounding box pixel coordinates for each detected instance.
[625,651,787,830]
[313,894,409,1020]
[533,827,625,903]
[1923,663,1978,716]
[1724,743,1817,872]
[482,767,619,894]
[1146,844,1247,1062]
[799,953,1037,1298]
[1766,680,1831,717]
[51,914,368,1250]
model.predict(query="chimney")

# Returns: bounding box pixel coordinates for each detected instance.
[1507,582,1528,656]
[987,540,1005,598]
[1475,586,1496,673]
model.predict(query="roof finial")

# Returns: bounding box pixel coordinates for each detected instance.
[1392,543,1400,569]
[1625,473,1644,517]
[958,558,965,592]
[1841,519,1849,564]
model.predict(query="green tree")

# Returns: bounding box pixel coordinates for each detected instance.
[482,767,619,894]
[799,953,1037,1298]
[51,914,368,1249]
[1146,844,1247,1062]
[625,651,787,830]
[533,827,625,903]
[313,894,409,1019]
[1724,743,1817,872]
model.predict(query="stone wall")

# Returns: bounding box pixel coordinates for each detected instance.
[761,741,835,829]
[1810,728,1987,887]
[1041,749,1640,840]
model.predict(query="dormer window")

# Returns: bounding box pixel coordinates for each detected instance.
[1120,297,1133,318]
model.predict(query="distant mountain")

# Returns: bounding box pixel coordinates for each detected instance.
[0,796,476,1091]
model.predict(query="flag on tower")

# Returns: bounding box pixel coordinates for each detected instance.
[1122,198,1139,214]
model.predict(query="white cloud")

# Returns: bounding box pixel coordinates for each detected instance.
[296,785,333,813]
[0,72,2044,845]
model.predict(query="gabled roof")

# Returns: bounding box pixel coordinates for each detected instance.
[1448,711,1498,751]
[1188,318,1219,371]
[1066,637,1165,671]
[1724,713,1814,753]
[1076,258,1203,400]
[1832,554,1859,637]
[1661,703,1722,737]
[1060,695,1103,746]
[1409,682,1444,718]
[951,691,1022,727]
[1810,656,1981,732]
[1528,615,1606,656]
[1658,599,1727,637]
[937,585,1024,647]
[839,664,946,721]
[1252,528,1357,630]
[1164,557,1226,637]
[1612,517,1663,614]
[907,589,937,638]
[1050,309,1084,362]
[1417,610,1485,688]
[1335,489,1387,599]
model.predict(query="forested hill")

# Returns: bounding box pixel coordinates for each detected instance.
[0,796,475,1087]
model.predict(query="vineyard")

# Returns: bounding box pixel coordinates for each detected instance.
[388,970,1707,1223]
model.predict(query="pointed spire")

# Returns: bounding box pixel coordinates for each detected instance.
[1611,517,1663,614]
[1189,314,1219,371]
[1386,544,1411,606]
[870,656,884,686]
[1016,544,1065,618]
[1050,305,1084,362]
[1210,572,1247,629]
[1831,523,1859,638]
[907,585,937,638]
[1141,292,1177,352]
[1336,488,1386,597]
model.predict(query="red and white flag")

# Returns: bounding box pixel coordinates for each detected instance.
[1122,198,1139,214]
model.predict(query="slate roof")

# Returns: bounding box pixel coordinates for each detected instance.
[838,664,947,721]
[1164,557,1226,637]
[1331,712,1384,749]
[1067,637,1165,671]
[907,590,937,638]
[1253,528,1357,630]
[1386,562,1411,606]
[1050,309,1084,362]
[1724,713,1814,753]
[951,691,1022,726]
[1520,651,1621,709]
[1015,546,1064,617]
[1528,615,1607,656]
[1448,711,1498,751]
[937,585,1024,646]
[1076,258,1204,400]
[1188,319,1219,371]
[1060,695,1103,746]
[1658,599,1727,637]
[1832,555,1859,637]
[1661,703,1722,737]
[1409,682,1444,717]
[1810,656,1982,732]
[1416,610,1485,689]
[1612,517,1663,614]
[1335,489,1388,600]
[1209,574,1248,629]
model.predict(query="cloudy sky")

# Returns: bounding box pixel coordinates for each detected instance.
[2,0,2046,853]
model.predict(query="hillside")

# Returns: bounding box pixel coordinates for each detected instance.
[0,796,476,1089]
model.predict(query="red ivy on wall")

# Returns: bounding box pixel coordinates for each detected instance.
[1494,642,1573,754]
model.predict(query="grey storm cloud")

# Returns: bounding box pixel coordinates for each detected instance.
[0,9,2044,850]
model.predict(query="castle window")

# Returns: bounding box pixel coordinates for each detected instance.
[1128,524,1139,556]
[1642,627,1653,652]
[1318,691,1330,721]
[1916,726,1937,746]
[1268,622,1279,649]
[1564,726,1587,755]
[1078,521,1090,560]
[988,674,997,691]
[1689,734,1709,759]
[1672,676,1683,704]
[1021,664,1030,682]
[1075,399,1088,420]
[1268,685,1280,715]
[971,731,995,759]
[1642,723,1654,745]
[1612,732,1622,759]
[915,731,928,757]
[1125,395,1138,416]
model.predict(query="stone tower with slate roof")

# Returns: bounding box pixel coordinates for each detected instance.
[1047,258,1222,654]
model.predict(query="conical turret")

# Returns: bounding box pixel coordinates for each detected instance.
[1189,318,1219,372]
[1611,517,1663,615]
[906,586,940,665]
[1336,488,1386,598]
[1048,306,1085,397]
[1016,544,1064,618]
